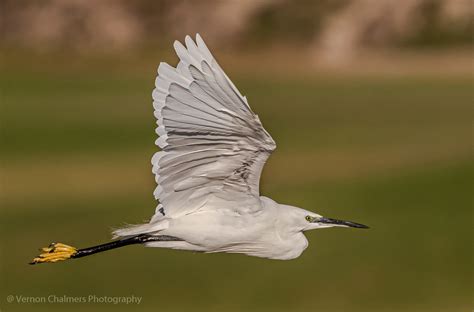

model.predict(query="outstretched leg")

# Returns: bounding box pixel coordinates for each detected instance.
[30,234,182,265]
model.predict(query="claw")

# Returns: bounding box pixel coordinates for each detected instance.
[30,242,77,265]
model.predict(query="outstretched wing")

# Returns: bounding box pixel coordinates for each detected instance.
[150,34,275,222]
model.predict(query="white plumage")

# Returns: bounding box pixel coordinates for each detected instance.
[113,34,368,260]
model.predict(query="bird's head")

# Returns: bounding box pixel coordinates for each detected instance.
[281,205,369,232]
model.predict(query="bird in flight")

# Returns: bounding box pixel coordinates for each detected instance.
[31,34,368,264]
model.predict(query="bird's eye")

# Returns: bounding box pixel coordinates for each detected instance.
[305,215,312,222]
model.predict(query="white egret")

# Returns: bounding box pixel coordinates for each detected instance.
[31,34,368,264]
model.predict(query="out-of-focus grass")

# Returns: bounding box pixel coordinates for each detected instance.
[0,54,472,312]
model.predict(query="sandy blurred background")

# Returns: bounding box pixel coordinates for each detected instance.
[1,1,472,311]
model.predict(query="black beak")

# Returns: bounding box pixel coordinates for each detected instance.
[317,217,369,229]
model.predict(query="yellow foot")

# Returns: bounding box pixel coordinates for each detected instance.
[30,242,77,265]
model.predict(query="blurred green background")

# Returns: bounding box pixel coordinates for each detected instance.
[1,1,472,311]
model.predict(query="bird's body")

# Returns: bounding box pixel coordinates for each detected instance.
[145,196,309,260]
[31,34,368,265]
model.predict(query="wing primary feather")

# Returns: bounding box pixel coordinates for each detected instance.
[129,34,277,228]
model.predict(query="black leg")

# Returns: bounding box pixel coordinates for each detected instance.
[30,234,183,264]
[72,234,183,259]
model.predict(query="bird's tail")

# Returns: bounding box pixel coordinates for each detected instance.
[112,221,168,239]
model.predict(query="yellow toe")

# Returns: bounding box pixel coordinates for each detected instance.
[30,242,77,265]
